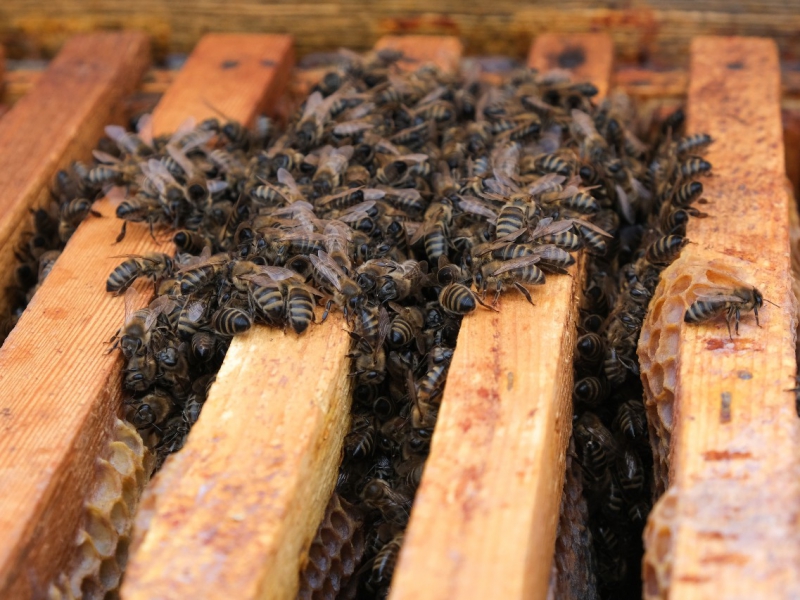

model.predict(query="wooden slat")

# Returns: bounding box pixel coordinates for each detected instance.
[0,33,150,318]
[642,37,800,599]
[0,33,292,599]
[374,35,463,72]
[122,34,462,600]
[389,33,613,600]
[5,1,800,68]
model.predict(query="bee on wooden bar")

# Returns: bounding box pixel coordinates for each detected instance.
[684,281,772,338]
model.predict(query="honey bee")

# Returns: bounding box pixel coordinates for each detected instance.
[111,289,172,357]
[576,332,604,365]
[387,304,424,350]
[676,133,713,155]
[312,145,353,193]
[645,235,689,266]
[684,281,772,338]
[369,532,404,590]
[127,389,173,430]
[211,306,253,336]
[173,230,214,255]
[573,376,609,407]
[344,413,376,459]
[157,342,191,392]
[190,330,217,361]
[310,250,363,321]
[360,478,411,526]
[123,351,159,392]
[107,253,174,294]
[438,282,486,316]
[613,399,648,443]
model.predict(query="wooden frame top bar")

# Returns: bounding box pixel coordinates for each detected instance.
[643,37,800,600]
[0,32,150,317]
[389,33,613,600]
[122,34,463,600]
[0,33,292,599]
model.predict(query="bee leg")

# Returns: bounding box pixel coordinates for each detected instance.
[493,281,502,306]
[475,294,500,313]
[321,299,333,323]
[514,282,534,306]
[735,307,741,335]
[725,308,734,340]
[755,303,760,327]
[115,221,127,244]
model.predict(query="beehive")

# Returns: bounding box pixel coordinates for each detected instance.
[0,12,798,600]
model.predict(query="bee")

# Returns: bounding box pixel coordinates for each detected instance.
[343,413,376,459]
[105,124,152,157]
[388,304,424,350]
[176,251,228,295]
[613,399,648,442]
[439,282,487,316]
[286,285,318,334]
[669,180,704,208]
[573,376,609,407]
[679,157,712,177]
[173,230,213,255]
[157,342,191,392]
[211,306,253,336]
[576,332,604,365]
[409,200,453,263]
[312,145,353,194]
[476,257,545,305]
[57,198,100,242]
[111,289,172,357]
[676,133,713,155]
[645,235,689,265]
[615,446,644,497]
[123,351,159,392]
[190,331,217,361]
[535,153,572,176]
[360,478,411,526]
[684,281,771,338]
[107,253,174,294]
[369,532,404,589]
[495,198,536,239]
[310,250,362,321]
[127,389,173,431]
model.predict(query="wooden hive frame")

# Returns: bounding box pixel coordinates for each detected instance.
[0,29,797,600]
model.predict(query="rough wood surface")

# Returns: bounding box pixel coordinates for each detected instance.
[122,34,460,600]
[0,32,150,318]
[641,37,800,600]
[3,1,800,67]
[388,34,612,600]
[0,34,292,600]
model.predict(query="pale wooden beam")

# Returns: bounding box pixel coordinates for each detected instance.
[0,33,292,599]
[388,33,613,600]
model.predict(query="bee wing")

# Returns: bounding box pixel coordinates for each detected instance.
[183,300,206,323]
[339,204,376,223]
[491,255,542,275]
[527,172,566,195]
[136,113,154,146]
[123,287,140,323]
[456,196,498,220]
[277,167,300,195]
[531,244,568,261]
[616,184,636,224]
[570,109,600,138]
[324,219,353,240]
[302,91,325,121]
[92,150,121,165]
[398,153,429,164]
[319,186,365,206]
[377,305,391,349]
[166,144,197,177]
[693,292,742,303]
[296,282,325,297]
[408,220,432,246]
[568,217,614,237]
[105,125,130,147]
[333,120,373,136]
[362,188,387,201]
[207,179,229,194]
[417,85,448,107]
[335,145,354,161]
[309,251,344,292]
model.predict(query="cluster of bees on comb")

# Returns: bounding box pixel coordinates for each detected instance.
[3,45,771,599]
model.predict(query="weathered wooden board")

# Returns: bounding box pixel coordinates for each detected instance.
[3,0,800,67]
[0,33,292,599]
[0,32,150,319]
[122,34,462,600]
[388,33,612,600]
[642,37,800,600]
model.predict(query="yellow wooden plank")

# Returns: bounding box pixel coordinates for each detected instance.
[388,33,613,600]
[0,33,292,599]
[122,34,463,600]
[641,37,800,600]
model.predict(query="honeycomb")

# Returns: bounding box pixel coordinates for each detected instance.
[548,439,598,600]
[642,487,678,600]
[637,251,755,495]
[48,419,152,600]
[298,492,365,600]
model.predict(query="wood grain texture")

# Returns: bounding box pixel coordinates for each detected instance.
[644,37,800,600]
[529,33,614,99]
[0,32,150,318]
[4,1,800,68]
[388,34,612,600]
[0,34,292,600]
[122,34,460,600]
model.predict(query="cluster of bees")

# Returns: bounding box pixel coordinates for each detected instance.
[9,44,763,598]
[569,103,715,595]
